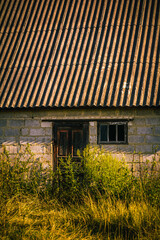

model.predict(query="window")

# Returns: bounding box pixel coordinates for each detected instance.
[98,121,127,144]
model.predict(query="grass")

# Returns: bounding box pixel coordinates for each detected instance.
[0,145,160,239]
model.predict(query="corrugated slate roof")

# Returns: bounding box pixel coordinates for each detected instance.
[0,0,160,108]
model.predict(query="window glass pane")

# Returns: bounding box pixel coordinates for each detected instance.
[118,124,125,141]
[100,125,107,142]
[58,131,68,156]
[109,125,116,141]
[73,131,82,156]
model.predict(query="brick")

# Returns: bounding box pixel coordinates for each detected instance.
[25,120,40,127]
[8,120,24,127]
[155,127,160,135]
[30,128,45,136]
[146,136,160,144]
[0,128,3,136]
[36,137,51,143]
[122,154,134,162]
[0,120,7,127]
[89,136,97,144]
[102,145,118,152]
[146,118,160,125]
[153,145,160,153]
[22,128,29,135]
[118,145,135,153]
[133,118,146,126]
[89,121,97,127]
[5,128,19,136]
[41,122,52,127]
[5,145,18,154]
[30,145,45,154]
[45,128,52,136]
[128,135,145,143]
[128,127,136,134]
[136,145,152,153]
[20,137,35,144]
[137,127,153,135]
[2,137,16,145]
[90,126,97,136]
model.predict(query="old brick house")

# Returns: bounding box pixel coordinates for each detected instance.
[0,0,160,173]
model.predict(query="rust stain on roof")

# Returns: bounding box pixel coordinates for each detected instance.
[0,0,160,108]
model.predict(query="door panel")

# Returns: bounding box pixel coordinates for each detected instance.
[58,130,69,157]
[72,130,83,156]
[53,122,88,169]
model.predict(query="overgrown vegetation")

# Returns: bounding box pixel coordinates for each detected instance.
[0,145,160,239]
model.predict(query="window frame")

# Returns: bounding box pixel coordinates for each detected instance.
[97,120,128,144]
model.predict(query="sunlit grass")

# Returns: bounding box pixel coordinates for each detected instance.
[0,145,160,239]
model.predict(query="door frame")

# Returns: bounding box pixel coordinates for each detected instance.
[52,121,89,171]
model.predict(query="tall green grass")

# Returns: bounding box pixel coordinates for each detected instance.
[0,145,160,239]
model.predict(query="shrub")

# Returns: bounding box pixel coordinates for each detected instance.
[52,146,133,202]
[0,145,53,200]
[82,146,133,199]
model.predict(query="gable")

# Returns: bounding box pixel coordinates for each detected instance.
[0,0,160,108]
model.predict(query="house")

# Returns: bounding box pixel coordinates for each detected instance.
[0,0,160,173]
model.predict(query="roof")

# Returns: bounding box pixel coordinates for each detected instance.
[0,0,160,109]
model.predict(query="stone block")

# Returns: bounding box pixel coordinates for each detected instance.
[20,137,35,144]
[90,126,97,136]
[0,120,7,127]
[146,136,160,144]
[123,154,134,162]
[89,121,97,127]
[146,118,160,125]
[89,136,97,144]
[128,127,136,134]
[128,135,145,143]
[153,145,160,153]
[118,145,135,153]
[36,137,51,143]
[155,126,160,135]
[0,128,3,136]
[137,127,153,135]
[102,145,118,152]
[133,118,146,126]
[25,120,40,127]
[30,145,45,154]
[41,121,52,128]
[30,128,45,136]
[8,120,24,127]
[5,145,19,154]
[135,145,152,154]
[45,128,52,136]
[2,137,16,145]
[5,128,19,136]
[22,128,29,136]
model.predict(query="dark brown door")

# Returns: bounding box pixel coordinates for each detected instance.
[53,122,88,170]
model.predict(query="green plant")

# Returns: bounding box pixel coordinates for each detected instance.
[0,145,53,200]
[82,146,133,199]
[0,145,160,239]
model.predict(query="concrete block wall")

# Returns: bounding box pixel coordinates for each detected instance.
[0,114,52,167]
[0,107,160,174]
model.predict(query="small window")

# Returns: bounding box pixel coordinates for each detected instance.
[98,121,127,144]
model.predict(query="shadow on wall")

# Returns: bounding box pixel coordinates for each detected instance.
[0,137,160,177]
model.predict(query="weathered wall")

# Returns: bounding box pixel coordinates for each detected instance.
[0,107,160,174]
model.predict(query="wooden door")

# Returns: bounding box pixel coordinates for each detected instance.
[53,122,88,170]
